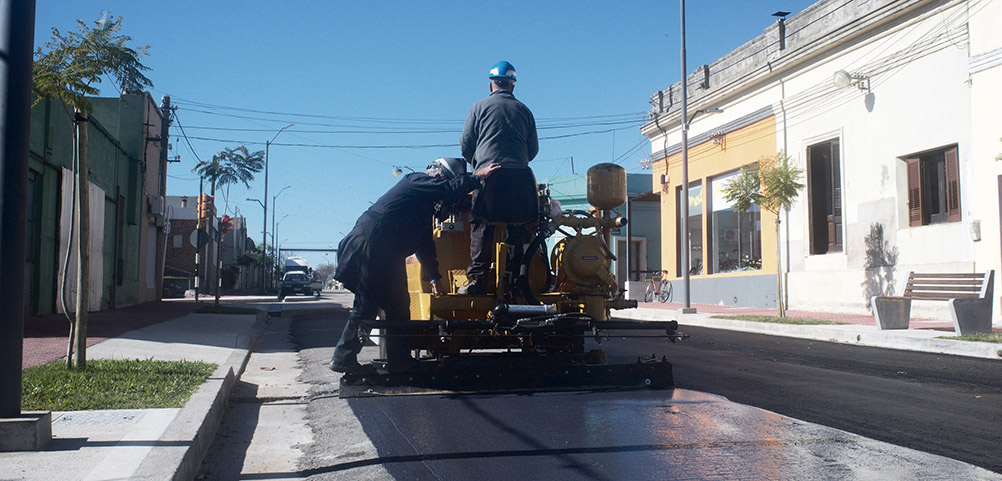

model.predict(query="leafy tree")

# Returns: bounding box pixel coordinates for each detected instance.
[721,151,804,317]
[192,146,265,204]
[192,146,264,304]
[32,13,152,369]
[315,262,337,286]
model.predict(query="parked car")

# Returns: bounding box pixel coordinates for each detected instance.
[278,271,313,300]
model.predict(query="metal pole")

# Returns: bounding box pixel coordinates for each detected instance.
[680,0,694,313]
[0,0,35,417]
[195,178,202,303]
[626,196,632,283]
[261,124,293,291]
[262,140,269,291]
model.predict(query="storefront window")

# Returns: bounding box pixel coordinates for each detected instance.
[678,183,703,276]
[711,172,761,273]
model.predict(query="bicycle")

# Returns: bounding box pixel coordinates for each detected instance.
[644,270,673,303]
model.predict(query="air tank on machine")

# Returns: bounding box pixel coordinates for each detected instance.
[586,163,627,209]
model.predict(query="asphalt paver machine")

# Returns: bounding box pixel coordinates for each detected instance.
[339,163,682,397]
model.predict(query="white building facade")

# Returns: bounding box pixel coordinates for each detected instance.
[642,0,1000,322]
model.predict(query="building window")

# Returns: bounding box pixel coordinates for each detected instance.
[807,139,842,255]
[173,234,183,248]
[711,172,761,273]
[677,183,703,276]
[905,145,960,226]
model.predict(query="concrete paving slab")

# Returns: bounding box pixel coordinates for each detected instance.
[0,409,178,481]
[86,313,259,365]
[3,309,268,481]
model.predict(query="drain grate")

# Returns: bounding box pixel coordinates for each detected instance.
[53,410,144,426]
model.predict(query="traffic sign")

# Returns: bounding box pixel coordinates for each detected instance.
[189,229,209,249]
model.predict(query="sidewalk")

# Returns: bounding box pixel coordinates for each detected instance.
[622,301,1002,360]
[3,294,999,480]
[3,296,299,481]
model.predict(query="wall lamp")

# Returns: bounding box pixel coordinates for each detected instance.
[833,69,870,92]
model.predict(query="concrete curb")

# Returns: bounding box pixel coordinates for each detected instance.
[131,310,269,481]
[617,308,1002,361]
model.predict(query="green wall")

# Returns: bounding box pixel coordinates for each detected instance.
[27,95,149,314]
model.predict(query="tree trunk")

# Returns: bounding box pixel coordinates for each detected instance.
[73,109,90,368]
[775,217,785,318]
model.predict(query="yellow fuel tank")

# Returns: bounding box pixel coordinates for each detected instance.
[586,163,626,210]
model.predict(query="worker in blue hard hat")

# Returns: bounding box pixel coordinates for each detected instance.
[458,60,540,295]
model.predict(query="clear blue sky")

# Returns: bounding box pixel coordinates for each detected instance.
[34,1,817,269]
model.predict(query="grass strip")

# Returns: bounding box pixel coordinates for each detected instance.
[939,332,1002,344]
[22,359,217,411]
[195,305,259,315]
[711,314,848,326]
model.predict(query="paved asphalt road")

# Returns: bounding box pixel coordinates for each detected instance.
[656,324,1002,474]
[277,309,1002,479]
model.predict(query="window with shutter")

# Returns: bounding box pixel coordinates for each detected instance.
[906,158,922,227]
[945,147,960,222]
[807,139,842,254]
[903,145,960,227]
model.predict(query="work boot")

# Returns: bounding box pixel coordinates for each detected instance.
[457,278,487,295]
[330,358,376,375]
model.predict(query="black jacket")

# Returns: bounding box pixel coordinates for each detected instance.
[335,172,482,294]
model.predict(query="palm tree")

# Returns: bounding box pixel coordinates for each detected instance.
[32,13,152,369]
[722,151,804,317]
[192,146,264,304]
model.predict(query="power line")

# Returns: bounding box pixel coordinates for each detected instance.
[171,109,203,165]
[179,124,645,149]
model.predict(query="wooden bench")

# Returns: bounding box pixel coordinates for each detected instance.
[870,271,995,335]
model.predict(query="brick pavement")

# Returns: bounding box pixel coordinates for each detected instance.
[21,300,200,369]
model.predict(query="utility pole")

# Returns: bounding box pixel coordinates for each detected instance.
[0,0,35,419]
[155,95,171,301]
[194,179,203,303]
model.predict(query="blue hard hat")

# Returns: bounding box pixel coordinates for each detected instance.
[489,60,517,82]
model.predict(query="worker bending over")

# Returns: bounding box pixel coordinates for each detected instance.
[331,157,499,374]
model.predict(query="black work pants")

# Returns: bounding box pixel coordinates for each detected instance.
[466,221,495,282]
[466,222,530,283]
[331,261,412,366]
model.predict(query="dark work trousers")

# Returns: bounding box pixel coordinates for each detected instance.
[466,222,529,283]
[466,168,538,283]
[331,262,412,366]
[466,221,495,282]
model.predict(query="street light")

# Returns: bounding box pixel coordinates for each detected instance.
[262,123,294,291]
[678,1,726,313]
[246,197,266,290]
[273,214,290,286]
[392,165,414,177]
[271,184,291,275]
